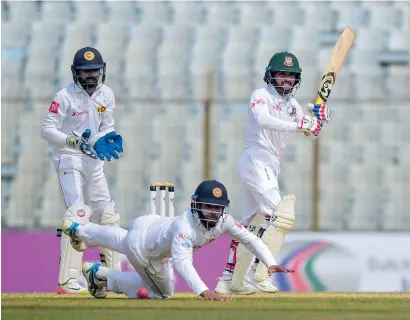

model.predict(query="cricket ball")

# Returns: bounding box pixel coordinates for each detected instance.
[137,287,149,299]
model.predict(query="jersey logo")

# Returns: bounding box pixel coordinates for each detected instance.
[72,110,89,117]
[178,233,193,249]
[250,99,266,108]
[84,51,95,61]
[97,105,106,113]
[48,101,59,114]
[290,106,297,117]
[284,56,294,67]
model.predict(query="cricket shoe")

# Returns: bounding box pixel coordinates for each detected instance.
[62,220,86,252]
[244,276,278,293]
[82,262,107,299]
[214,278,256,295]
[57,279,88,295]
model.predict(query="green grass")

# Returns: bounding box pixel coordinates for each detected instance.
[2,292,410,320]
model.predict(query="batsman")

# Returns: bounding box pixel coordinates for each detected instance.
[215,52,330,295]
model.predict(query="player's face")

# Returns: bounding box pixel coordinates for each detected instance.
[78,69,102,85]
[197,203,224,229]
[273,71,296,91]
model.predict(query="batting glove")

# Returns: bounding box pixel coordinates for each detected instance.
[307,103,330,123]
[297,116,322,136]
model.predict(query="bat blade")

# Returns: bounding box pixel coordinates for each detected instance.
[315,27,356,105]
[304,28,356,136]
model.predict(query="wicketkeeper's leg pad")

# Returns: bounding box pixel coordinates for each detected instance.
[99,200,121,270]
[59,204,92,285]
[254,194,295,281]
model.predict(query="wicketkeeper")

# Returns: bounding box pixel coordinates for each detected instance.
[41,47,124,294]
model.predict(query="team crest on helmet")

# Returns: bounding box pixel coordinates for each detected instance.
[283,56,294,67]
[212,187,222,198]
[84,51,95,61]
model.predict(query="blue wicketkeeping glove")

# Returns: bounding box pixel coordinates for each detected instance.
[94,131,123,161]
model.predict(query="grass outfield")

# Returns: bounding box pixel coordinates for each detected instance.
[3,292,410,320]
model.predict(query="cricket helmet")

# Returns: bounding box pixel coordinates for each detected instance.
[71,47,106,93]
[264,51,302,97]
[191,180,229,234]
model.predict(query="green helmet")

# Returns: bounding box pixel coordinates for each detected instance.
[264,51,302,97]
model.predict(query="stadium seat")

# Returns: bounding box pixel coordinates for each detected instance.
[74,1,106,22]
[387,65,410,100]
[268,2,301,27]
[350,66,386,100]
[171,2,206,25]
[106,1,137,22]
[205,2,238,26]
[41,1,73,22]
[298,2,334,31]
[2,1,410,231]
[7,0,39,22]
[37,167,67,228]
[58,22,96,85]
[238,3,271,25]
[139,1,172,24]
[332,2,365,30]
[388,30,410,51]
[366,3,399,30]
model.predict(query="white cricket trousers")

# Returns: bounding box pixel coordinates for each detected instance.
[222,147,282,280]
[238,148,282,224]
[78,215,174,299]
[53,154,112,222]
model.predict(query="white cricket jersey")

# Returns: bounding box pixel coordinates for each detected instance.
[244,85,304,160]
[40,83,116,158]
[140,210,278,296]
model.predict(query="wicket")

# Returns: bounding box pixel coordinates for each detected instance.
[150,182,175,217]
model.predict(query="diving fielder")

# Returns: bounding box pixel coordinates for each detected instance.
[41,47,123,294]
[215,52,330,295]
[62,180,294,300]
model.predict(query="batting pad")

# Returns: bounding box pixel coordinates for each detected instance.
[254,194,295,282]
[231,213,266,291]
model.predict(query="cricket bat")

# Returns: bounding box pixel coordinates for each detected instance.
[304,27,356,136]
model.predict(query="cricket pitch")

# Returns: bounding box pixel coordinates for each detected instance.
[3,292,410,320]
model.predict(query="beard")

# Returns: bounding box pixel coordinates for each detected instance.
[273,78,295,95]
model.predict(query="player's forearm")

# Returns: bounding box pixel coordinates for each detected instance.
[256,113,298,132]
[172,258,209,296]
[40,126,68,147]
[242,236,277,268]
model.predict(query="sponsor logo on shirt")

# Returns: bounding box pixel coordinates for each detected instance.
[48,101,59,114]
[178,233,193,249]
[250,99,266,108]
[273,104,282,111]
[72,110,89,117]
[290,106,297,117]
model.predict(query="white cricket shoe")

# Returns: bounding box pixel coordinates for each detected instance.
[82,262,107,299]
[214,278,256,295]
[244,276,279,293]
[57,279,88,295]
[62,220,86,252]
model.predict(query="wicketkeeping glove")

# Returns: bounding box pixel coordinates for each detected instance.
[66,129,97,159]
[94,131,123,161]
